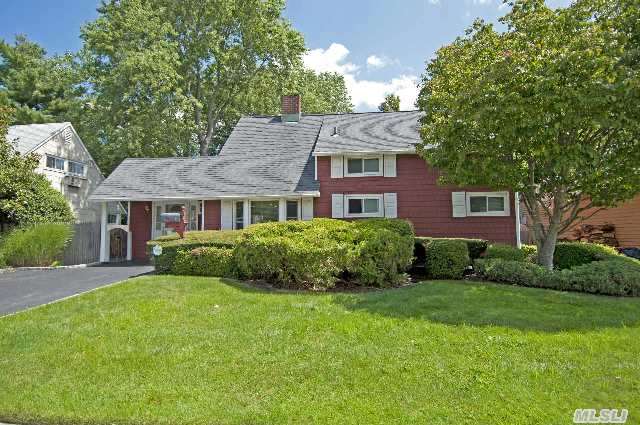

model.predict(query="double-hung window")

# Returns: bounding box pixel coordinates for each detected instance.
[344,194,383,218]
[46,155,65,171]
[466,192,509,216]
[345,156,382,177]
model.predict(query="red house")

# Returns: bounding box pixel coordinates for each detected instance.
[90,95,519,262]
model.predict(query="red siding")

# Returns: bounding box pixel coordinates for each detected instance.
[130,201,152,260]
[315,155,517,245]
[204,200,221,230]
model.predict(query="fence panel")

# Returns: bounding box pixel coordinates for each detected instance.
[63,221,101,265]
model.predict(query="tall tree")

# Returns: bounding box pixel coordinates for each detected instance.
[417,0,640,268]
[81,0,306,163]
[378,93,400,112]
[0,35,82,124]
[0,107,74,228]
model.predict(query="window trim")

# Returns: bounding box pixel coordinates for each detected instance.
[465,191,510,217]
[344,194,384,218]
[344,155,383,177]
[45,154,65,172]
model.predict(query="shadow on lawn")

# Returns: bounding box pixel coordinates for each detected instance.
[329,280,640,333]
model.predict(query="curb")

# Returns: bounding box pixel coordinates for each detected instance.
[0,262,101,274]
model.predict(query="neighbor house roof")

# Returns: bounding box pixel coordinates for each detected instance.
[7,122,71,154]
[314,111,423,155]
[89,115,322,201]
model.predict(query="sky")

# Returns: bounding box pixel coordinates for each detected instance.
[1,0,571,112]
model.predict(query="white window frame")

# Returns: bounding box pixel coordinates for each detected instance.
[45,154,65,172]
[466,191,510,217]
[67,160,86,177]
[344,194,384,218]
[344,155,383,177]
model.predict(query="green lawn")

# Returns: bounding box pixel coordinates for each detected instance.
[1,277,639,425]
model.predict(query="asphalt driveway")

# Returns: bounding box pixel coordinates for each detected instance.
[0,263,154,316]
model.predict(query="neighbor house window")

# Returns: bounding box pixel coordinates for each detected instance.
[286,200,299,221]
[345,156,382,177]
[68,160,85,176]
[344,194,383,218]
[251,200,279,224]
[466,192,509,216]
[46,155,65,171]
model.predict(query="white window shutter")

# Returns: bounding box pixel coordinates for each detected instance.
[301,198,314,220]
[383,154,396,177]
[331,156,343,178]
[383,193,398,218]
[221,200,233,229]
[331,194,344,218]
[452,192,467,218]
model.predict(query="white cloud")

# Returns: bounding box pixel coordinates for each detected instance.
[428,0,441,4]
[366,54,386,69]
[304,43,420,111]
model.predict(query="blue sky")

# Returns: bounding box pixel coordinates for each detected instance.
[1,0,570,111]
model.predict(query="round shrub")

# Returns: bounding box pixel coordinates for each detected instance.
[415,237,487,260]
[172,246,234,277]
[0,223,73,267]
[485,243,526,262]
[425,239,469,279]
[553,242,621,270]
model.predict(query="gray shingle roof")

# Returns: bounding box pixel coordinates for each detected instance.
[314,111,423,155]
[89,115,322,201]
[7,122,71,154]
[90,111,425,201]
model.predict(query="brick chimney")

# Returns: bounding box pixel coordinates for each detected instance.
[281,94,301,122]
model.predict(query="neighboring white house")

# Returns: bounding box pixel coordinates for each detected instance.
[7,122,104,222]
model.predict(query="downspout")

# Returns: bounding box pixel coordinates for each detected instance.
[515,192,522,248]
[201,200,205,230]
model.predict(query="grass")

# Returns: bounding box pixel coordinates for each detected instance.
[1,277,639,425]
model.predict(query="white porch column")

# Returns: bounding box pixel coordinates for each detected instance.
[278,198,286,222]
[515,192,522,248]
[243,199,250,228]
[126,201,132,261]
[99,202,109,263]
[201,200,205,230]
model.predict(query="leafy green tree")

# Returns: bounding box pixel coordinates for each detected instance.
[0,107,74,228]
[0,35,82,124]
[417,0,640,268]
[378,93,400,112]
[80,0,303,159]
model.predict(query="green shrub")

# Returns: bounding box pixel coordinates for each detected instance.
[148,230,242,273]
[415,237,487,260]
[350,219,414,286]
[520,244,538,263]
[475,258,640,296]
[485,243,527,262]
[553,242,622,270]
[234,218,414,289]
[0,223,73,267]
[424,239,469,279]
[172,246,234,277]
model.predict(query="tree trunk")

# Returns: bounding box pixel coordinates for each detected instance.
[536,230,558,270]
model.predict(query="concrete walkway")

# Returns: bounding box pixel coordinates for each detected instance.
[0,263,153,316]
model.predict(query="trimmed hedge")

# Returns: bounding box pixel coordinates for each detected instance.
[172,246,234,277]
[148,230,242,273]
[415,237,487,260]
[484,243,527,262]
[553,242,621,270]
[0,223,73,267]
[475,257,640,296]
[234,218,414,289]
[424,239,470,279]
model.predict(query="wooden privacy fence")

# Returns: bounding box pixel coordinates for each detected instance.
[63,221,101,265]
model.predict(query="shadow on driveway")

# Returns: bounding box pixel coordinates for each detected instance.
[0,262,154,316]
